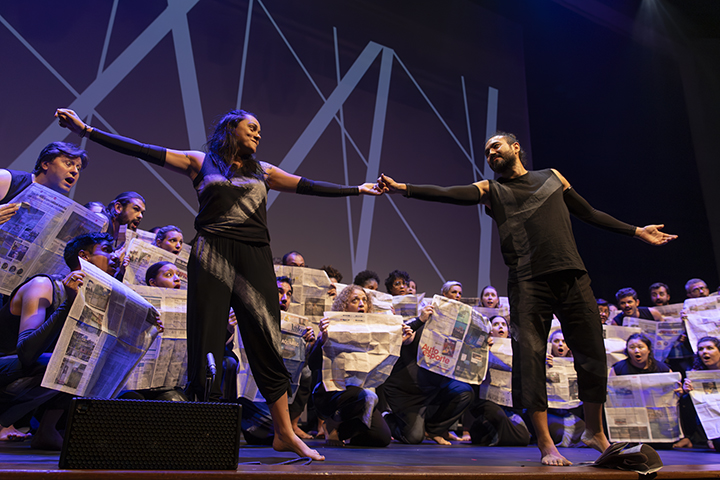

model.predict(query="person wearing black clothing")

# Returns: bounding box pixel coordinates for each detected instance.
[379,131,676,465]
[611,287,662,325]
[56,107,382,461]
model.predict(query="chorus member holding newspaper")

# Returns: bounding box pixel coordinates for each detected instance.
[675,336,720,450]
[379,131,676,465]
[56,108,382,460]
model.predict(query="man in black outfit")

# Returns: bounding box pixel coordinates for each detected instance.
[379,132,676,465]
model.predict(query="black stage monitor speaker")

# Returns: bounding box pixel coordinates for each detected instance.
[59,398,241,470]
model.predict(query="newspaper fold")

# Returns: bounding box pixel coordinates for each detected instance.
[687,370,720,439]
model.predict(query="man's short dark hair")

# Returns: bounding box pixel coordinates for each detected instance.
[353,270,379,288]
[685,278,706,293]
[596,298,609,308]
[277,275,293,294]
[321,265,342,283]
[33,142,88,175]
[649,282,669,296]
[282,251,303,266]
[103,191,145,220]
[64,232,113,270]
[384,269,410,293]
[615,287,638,303]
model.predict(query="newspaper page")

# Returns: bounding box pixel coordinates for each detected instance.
[605,372,683,442]
[477,337,514,407]
[274,265,333,327]
[684,296,720,352]
[234,311,310,402]
[687,370,720,439]
[654,303,685,318]
[41,258,160,398]
[416,295,491,385]
[546,356,581,409]
[125,228,192,274]
[622,317,685,362]
[123,286,188,390]
[0,183,107,295]
[392,294,424,320]
[603,325,641,368]
[366,288,393,314]
[321,311,403,391]
[123,238,189,289]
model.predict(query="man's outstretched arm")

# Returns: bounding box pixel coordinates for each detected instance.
[378,174,490,206]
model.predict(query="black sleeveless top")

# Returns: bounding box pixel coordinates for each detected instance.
[192,154,271,244]
[488,169,585,282]
[1,170,33,204]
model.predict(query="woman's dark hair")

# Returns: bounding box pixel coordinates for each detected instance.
[384,269,410,293]
[146,261,174,286]
[692,336,720,370]
[354,270,379,288]
[205,109,262,179]
[625,333,656,371]
[155,225,182,245]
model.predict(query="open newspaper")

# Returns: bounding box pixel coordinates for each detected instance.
[321,311,403,391]
[235,311,310,402]
[605,372,683,442]
[123,238,189,289]
[546,356,581,409]
[124,228,192,272]
[603,324,641,368]
[622,317,685,362]
[477,337,513,407]
[123,286,188,390]
[0,183,107,295]
[274,265,332,327]
[392,294,424,320]
[683,296,720,352]
[687,370,720,439]
[41,258,160,398]
[416,295,491,385]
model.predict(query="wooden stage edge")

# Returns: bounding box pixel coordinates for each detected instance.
[3,465,720,480]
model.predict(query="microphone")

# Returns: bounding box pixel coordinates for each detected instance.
[206,352,217,377]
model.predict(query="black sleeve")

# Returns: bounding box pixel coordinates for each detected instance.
[16,300,71,367]
[563,188,636,236]
[405,317,425,332]
[295,177,359,197]
[88,128,167,167]
[405,184,481,206]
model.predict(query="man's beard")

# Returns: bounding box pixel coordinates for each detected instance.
[490,150,518,174]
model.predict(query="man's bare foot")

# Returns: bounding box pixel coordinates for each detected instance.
[273,432,325,461]
[426,433,452,445]
[581,430,611,453]
[447,431,462,442]
[0,425,31,442]
[539,439,572,466]
[673,437,693,449]
[292,424,313,440]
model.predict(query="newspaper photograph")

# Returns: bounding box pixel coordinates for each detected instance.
[622,317,685,362]
[123,286,188,390]
[123,238,189,289]
[477,337,514,407]
[41,258,160,398]
[683,296,720,352]
[235,311,310,402]
[603,324,642,368]
[0,183,107,295]
[605,372,683,442]
[417,295,491,385]
[392,294,424,320]
[546,356,581,409]
[125,228,192,273]
[321,311,403,391]
[687,370,720,439]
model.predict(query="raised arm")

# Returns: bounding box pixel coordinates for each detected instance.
[263,163,382,196]
[55,108,204,179]
[553,169,678,246]
[379,174,489,206]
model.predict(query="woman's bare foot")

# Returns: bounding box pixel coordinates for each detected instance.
[0,425,31,442]
[273,432,325,461]
[581,430,611,453]
[539,438,572,466]
[426,433,452,445]
[291,419,313,440]
[673,437,693,449]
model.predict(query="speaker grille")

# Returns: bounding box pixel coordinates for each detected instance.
[59,398,240,470]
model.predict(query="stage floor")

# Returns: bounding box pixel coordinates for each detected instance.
[2,439,719,480]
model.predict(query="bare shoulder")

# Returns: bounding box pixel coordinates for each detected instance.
[16,276,54,304]
[0,169,13,200]
[550,168,571,189]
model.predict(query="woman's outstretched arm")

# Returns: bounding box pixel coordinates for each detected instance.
[55,108,204,179]
[263,163,382,196]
